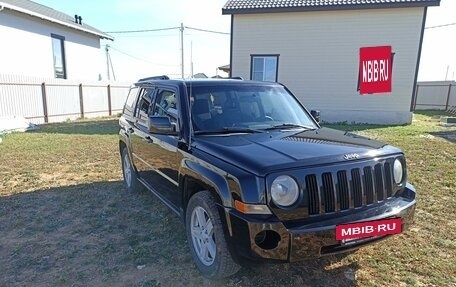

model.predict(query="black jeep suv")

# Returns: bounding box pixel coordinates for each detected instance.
[119,76,416,278]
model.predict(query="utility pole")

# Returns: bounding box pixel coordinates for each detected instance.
[108,51,116,81]
[105,44,110,81]
[190,41,194,78]
[180,23,184,79]
[445,65,449,81]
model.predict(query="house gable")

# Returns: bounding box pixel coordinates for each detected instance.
[0,3,108,80]
[0,0,113,40]
[225,0,441,124]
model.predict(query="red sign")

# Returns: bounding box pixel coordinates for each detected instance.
[359,46,392,94]
[335,218,402,241]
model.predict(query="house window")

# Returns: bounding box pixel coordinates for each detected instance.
[251,55,279,82]
[51,34,67,79]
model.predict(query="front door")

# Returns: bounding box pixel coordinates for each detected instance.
[132,87,181,209]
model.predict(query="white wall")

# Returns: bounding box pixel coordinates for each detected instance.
[231,7,426,124]
[0,9,104,81]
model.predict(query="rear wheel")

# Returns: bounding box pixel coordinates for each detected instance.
[121,147,144,192]
[186,191,240,279]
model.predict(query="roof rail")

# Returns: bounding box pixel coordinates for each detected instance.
[230,76,243,80]
[138,75,170,82]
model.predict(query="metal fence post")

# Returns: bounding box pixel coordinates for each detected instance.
[41,82,49,123]
[412,84,419,111]
[79,84,84,119]
[445,84,452,110]
[107,84,112,116]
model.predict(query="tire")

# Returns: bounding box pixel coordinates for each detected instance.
[121,147,144,193]
[186,191,241,279]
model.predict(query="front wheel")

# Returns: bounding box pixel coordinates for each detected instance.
[186,191,240,279]
[121,147,144,192]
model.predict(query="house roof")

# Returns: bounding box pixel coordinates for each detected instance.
[222,0,440,14]
[193,73,208,78]
[0,0,113,40]
[218,64,230,73]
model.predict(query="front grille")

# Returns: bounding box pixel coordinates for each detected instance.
[304,160,395,215]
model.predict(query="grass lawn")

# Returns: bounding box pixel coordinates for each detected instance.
[0,112,455,286]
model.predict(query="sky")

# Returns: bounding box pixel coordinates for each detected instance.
[33,0,456,82]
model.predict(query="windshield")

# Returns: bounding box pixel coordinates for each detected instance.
[189,84,317,133]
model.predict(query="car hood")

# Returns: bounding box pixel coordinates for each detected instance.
[193,127,402,176]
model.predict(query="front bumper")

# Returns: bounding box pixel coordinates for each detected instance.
[226,185,416,262]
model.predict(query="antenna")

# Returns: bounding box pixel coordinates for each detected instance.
[190,41,194,78]
[180,23,184,79]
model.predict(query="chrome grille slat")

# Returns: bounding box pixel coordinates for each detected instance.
[374,164,384,201]
[322,173,335,213]
[316,175,325,214]
[384,162,393,197]
[337,170,350,210]
[305,175,319,215]
[363,166,375,204]
[351,168,363,207]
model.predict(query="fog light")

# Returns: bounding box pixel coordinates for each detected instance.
[254,230,281,250]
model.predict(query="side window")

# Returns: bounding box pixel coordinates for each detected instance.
[153,89,178,122]
[51,34,67,79]
[123,87,138,116]
[135,87,156,122]
[251,55,279,82]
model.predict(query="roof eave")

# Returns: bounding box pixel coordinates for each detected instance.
[0,2,114,41]
[222,1,441,15]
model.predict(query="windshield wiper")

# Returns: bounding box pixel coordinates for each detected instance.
[264,123,316,131]
[194,127,263,135]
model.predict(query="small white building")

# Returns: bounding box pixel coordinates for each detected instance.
[0,0,113,80]
[223,0,440,124]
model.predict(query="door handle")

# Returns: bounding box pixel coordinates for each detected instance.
[145,136,153,143]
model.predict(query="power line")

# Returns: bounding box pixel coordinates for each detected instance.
[425,22,456,29]
[104,25,230,35]
[111,33,177,39]
[105,27,180,34]
[184,26,230,35]
[108,46,179,67]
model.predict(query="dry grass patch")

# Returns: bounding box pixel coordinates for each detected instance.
[0,113,455,286]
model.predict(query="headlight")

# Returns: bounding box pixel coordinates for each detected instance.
[393,159,404,184]
[271,175,299,207]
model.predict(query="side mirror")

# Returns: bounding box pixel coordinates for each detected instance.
[148,116,177,134]
[310,110,321,123]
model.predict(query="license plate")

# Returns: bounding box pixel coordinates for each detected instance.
[336,218,402,241]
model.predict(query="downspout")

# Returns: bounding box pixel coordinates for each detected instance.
[411,7,428,112]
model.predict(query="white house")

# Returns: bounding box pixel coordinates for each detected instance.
[223,0,440,124]
[0,0,113,80]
